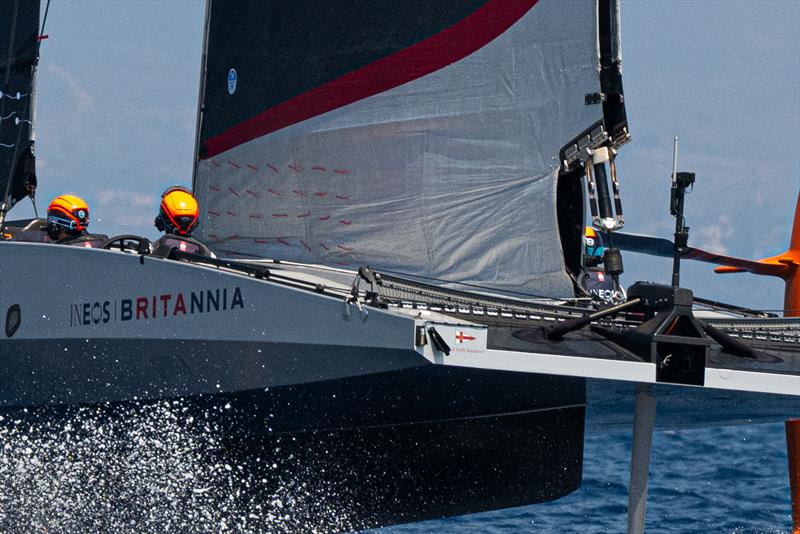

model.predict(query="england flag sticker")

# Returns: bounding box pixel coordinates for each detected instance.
[426,324,487,355]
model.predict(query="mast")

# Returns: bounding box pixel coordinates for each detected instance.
[191,0,212,195]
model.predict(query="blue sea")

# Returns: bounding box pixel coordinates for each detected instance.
[0,403,792,533]
[379,423,792,533]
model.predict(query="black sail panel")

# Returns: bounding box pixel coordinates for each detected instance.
[0,0,39,210]
[199,0,491,150]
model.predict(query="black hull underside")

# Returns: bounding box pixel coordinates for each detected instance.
[223,403,585,529]
[1,365,585,530]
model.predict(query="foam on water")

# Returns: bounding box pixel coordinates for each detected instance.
[0,400,356,533]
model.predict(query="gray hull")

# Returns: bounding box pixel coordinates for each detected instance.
[0,242,423,406]
[0,242,587,527]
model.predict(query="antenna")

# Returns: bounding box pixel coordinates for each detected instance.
[669,137,695,287]
[669,137,679,214]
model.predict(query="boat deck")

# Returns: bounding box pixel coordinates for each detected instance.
[179,255,800,428]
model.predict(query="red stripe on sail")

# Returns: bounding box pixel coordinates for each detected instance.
[201,0,538,158]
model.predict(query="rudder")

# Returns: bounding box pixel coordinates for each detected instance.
[790,191,800,255]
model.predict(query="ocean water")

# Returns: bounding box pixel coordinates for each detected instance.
[380,423,792,534]
[0,401,792,533]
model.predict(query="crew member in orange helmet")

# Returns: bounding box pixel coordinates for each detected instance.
[579,226,625,303]
[151,186,213,257]
[45,194,109,247]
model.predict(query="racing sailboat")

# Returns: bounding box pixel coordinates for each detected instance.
[0,0,609,523]
[1,0,799,531]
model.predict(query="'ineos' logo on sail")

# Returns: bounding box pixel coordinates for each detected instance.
[228,69,237,95]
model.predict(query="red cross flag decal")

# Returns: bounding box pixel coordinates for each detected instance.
[455,330,476,343]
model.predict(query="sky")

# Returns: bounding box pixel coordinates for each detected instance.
[12,0,800,312]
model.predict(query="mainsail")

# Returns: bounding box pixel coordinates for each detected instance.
[193,0,627,298]
[0,0,39,213]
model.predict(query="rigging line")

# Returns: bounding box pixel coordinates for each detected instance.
[692,295,784,314]
[567,269,593,299]
[40,0,51,41]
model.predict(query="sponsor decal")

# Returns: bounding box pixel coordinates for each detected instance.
[69,287,244,327]
[228,68,237,95]
[590,288,626,302]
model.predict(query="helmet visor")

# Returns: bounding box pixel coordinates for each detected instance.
[48,207,89,232]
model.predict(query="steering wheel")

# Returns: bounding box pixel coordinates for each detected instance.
[101,234,151,254]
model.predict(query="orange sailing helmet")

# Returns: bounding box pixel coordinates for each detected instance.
[155,186,199,236]
[47,194,90,235]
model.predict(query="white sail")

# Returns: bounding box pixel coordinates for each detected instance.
[194,0,616,298]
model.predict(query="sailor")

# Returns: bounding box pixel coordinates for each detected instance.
[579,226,625,303]
[151,186,214,257]
[44,194,109,247]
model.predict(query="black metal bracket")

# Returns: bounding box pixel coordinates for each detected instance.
[592,282,711,386]
[427,327,451,355]
[670,171,695,287]
[357,265,387,308]
[585,92,606,105]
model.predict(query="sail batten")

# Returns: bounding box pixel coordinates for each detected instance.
[195,0,625,298]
